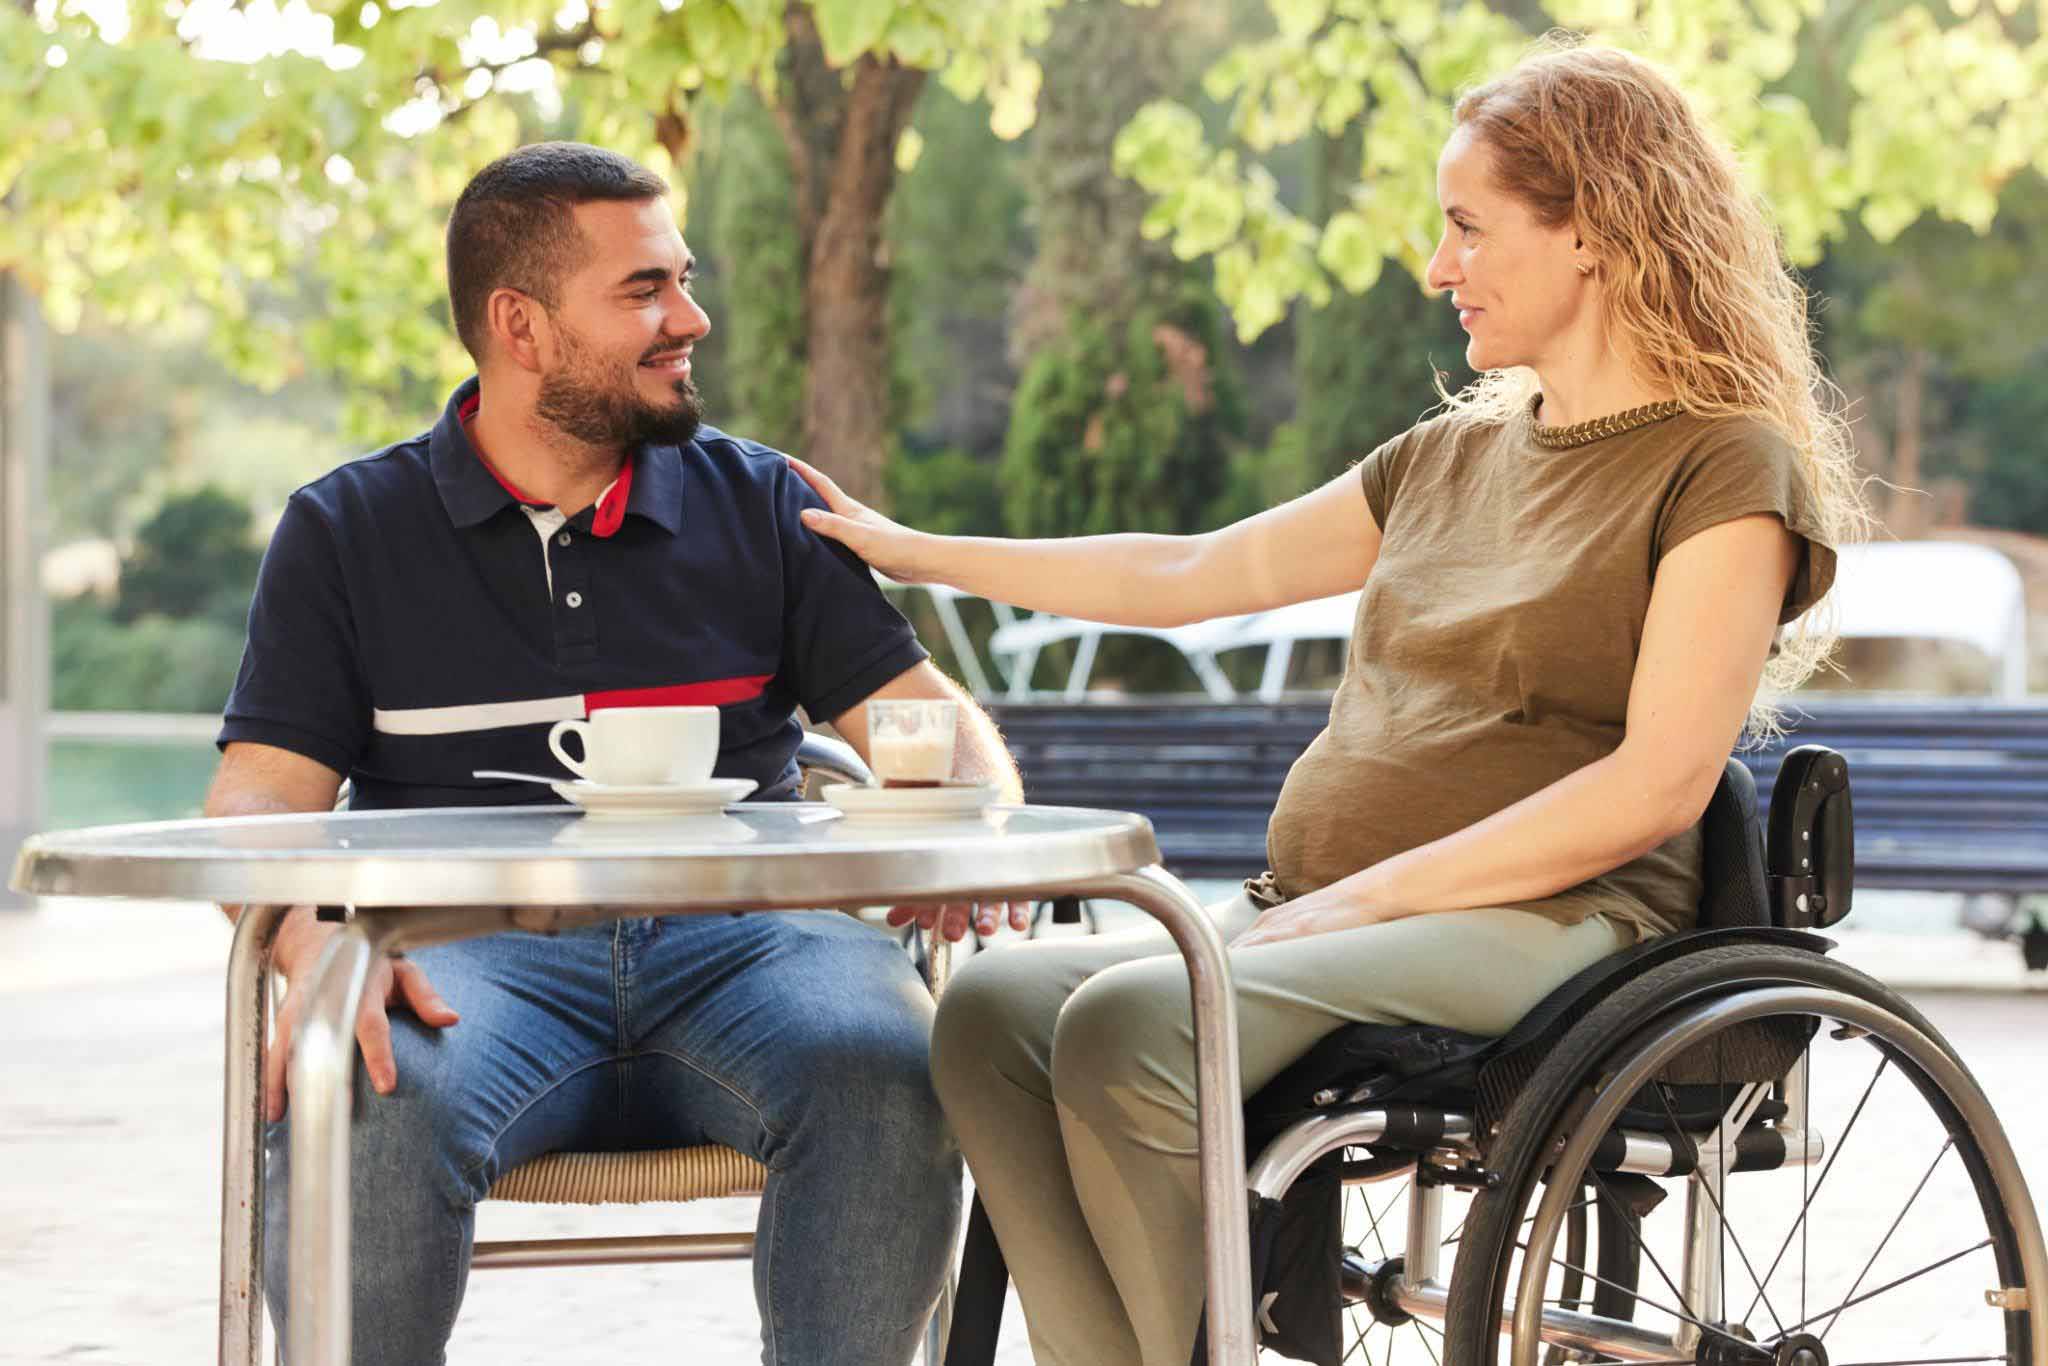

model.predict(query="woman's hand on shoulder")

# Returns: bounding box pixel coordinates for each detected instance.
[787,455,932,583]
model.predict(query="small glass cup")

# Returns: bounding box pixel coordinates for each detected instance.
[867,699,959,788]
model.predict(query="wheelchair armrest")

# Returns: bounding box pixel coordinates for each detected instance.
[795,731,875,790]
[1767,744,1853,928]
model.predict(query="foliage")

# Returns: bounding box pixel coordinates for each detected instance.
[697,90,808,452]
[1946,361,2048,533]
[114,486,264,625]
[1000,283,1248,539]
[998,0,1252,543]
[1112,0,2048,340]
[49,325,345,544]
[885,446,1005,537]
[50,595,246,713]
[1284,116,1470,496]
[888,81,1034,457]
[2,0,1070,439]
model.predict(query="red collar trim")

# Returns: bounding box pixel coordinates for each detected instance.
[460,393,633,539]
[591,460,633,538]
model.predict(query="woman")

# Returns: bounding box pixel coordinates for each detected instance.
[794,40,1863,1366]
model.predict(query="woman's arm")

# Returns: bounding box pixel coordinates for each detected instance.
[1238,514,1802,944]
[788,457,1382,627]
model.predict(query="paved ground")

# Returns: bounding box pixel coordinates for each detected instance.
[2,893,2042,1364]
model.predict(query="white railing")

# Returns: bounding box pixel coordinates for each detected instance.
[45,711,220,742]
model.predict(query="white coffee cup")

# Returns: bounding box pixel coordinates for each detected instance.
[548,706,720,786]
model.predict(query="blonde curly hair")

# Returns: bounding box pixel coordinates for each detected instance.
[1436,37,1871,731]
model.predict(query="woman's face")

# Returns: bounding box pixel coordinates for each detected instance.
[1425,126,1592,374]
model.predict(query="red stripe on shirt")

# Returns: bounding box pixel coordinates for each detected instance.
[587,676,773,710]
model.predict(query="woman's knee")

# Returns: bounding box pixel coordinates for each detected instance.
[930,948,1063,1107]
[1048,965,1195,1137]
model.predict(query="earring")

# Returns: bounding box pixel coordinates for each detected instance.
[1576,262,1594,276]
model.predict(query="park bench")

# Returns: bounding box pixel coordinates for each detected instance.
[989,697,2048,963]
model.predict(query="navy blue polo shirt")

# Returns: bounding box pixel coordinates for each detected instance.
[218,377,928,809]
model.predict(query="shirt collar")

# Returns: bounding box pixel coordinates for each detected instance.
[429,376,684,538]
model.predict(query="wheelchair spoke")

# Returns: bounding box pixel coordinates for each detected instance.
[1515,1237,1737,1346]
[1441,1196,1589,1249]
[1650,1082,1785,1338]
[1801,1036,1810,1329]
[1774,1239,1994,1338]
[1814,1135,1956,1342]
[1586,1171,1718,1338]
[1741,1052,1892,1328]
[1410,1315,1442,1366]
[1828,1357,2010,1365]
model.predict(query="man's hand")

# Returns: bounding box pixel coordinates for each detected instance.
[264,911,460,1123]
[886,900,1034,942]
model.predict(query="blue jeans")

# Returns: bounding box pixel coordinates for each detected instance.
[263,912,960,1365]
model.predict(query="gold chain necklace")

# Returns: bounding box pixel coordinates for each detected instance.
[1528,395,1686,449]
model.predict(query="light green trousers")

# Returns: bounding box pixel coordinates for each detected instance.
[928,893,1632,1366]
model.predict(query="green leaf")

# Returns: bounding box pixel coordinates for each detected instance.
[812,0,895,64]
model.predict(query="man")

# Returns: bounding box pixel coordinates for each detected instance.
[206,141,1025,1365]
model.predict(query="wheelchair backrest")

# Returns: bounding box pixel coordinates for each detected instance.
[1698,758,1771,930]
[1699,747,1856,931]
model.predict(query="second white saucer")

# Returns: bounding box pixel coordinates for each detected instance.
[821,782,998,819]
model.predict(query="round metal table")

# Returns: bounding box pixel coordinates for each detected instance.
[10,802,1257,1366]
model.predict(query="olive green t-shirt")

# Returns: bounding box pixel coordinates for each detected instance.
[1262,405,1836,940]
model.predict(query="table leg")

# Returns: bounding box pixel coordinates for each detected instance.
[1086,865,1255,1366]
[221,904,286,1366]
[285,917,382,1366]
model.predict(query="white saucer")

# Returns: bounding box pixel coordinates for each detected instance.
[551,777,757,817]
[821,782,998,819]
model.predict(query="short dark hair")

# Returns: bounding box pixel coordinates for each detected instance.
[446,141,670,362]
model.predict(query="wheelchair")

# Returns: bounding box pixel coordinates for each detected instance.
[945,746,2048,1365]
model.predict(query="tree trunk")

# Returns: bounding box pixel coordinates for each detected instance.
[771,9,926,507]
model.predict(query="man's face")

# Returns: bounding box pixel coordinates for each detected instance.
[534,197,711,451]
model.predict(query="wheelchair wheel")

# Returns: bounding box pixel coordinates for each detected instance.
[1443,945,2046,1366]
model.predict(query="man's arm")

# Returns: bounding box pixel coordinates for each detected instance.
[205,741,457,1118]
[828,660,1022,802]
[205,743,345,886]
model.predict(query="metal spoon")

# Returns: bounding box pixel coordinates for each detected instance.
[472,769,575,786]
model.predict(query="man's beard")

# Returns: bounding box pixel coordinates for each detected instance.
[535,325,704,453]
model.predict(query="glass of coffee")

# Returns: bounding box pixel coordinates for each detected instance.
[867,699,958,788]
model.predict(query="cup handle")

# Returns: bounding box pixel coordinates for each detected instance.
[548,720,592,780]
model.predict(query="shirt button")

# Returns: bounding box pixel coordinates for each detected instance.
[556,531,572,547]
[565,591,584,609]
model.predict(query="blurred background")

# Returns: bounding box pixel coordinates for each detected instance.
[6,5,2048,1361]
[2,0,2046,834]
